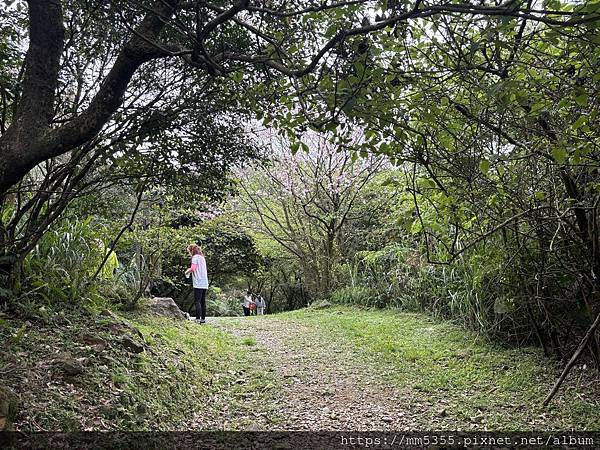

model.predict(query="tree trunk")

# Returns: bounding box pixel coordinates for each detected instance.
[0,0,180,196]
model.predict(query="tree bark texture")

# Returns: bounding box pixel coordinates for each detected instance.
[0,0,180,195]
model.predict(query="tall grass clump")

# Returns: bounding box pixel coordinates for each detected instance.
[331,241,513,340]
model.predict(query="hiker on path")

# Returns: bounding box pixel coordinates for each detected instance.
[242,290,253,316]
[255,294,266,315]
[185,244,208,324]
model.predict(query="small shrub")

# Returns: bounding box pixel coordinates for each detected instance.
[241,337,256,346]
[205,287,243,316]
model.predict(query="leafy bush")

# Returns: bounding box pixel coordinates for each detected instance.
[206,287,243,316]
[24,217,102,305]
[339,242,515,338]
[341,243,425,310]
[21,216,134,311]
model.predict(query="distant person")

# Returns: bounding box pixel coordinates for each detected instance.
[242,290,253,317]
[185,244,208,324]
[255,294,266,315]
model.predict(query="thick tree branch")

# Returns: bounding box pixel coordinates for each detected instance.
[0,0,64,192]
[0,0,181,194]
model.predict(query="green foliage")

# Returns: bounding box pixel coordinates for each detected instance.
[333,239,545,341]
[241,337,256,346]
[206,287,243,317]
[24,217,103,305]
[330,285,378,307]
[340,243,426,309]
[0,1,25,129]
[306,7,600,359]
[20,215,136,311]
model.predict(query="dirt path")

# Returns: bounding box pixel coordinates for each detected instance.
[204,316,424,431]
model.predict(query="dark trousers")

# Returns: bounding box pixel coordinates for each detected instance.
[194,288,207,320]
[242,306,250,316]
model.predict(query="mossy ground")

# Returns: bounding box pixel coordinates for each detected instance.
[0,308,277,431]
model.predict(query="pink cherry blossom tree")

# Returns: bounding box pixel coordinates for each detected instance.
[239,130,384,299]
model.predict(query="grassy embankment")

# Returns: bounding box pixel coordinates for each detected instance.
[0,309,276,431]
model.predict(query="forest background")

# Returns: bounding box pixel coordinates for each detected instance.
[0,0,599,384]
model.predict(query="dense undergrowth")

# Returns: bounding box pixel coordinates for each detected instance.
[328,242,600,366]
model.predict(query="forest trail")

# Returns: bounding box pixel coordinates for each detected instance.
[203,315,422,430]
[5,306,596,431]
[187,307,599,431]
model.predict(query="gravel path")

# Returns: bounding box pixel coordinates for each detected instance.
[207,316,424,431]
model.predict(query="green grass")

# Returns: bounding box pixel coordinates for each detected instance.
[241,336,257,346]
[281,306,600,430]
[0,309,278,431]
[3,305,598,431]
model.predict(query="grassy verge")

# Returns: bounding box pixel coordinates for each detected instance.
[0,308,277,431]
[282,306,600,430]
